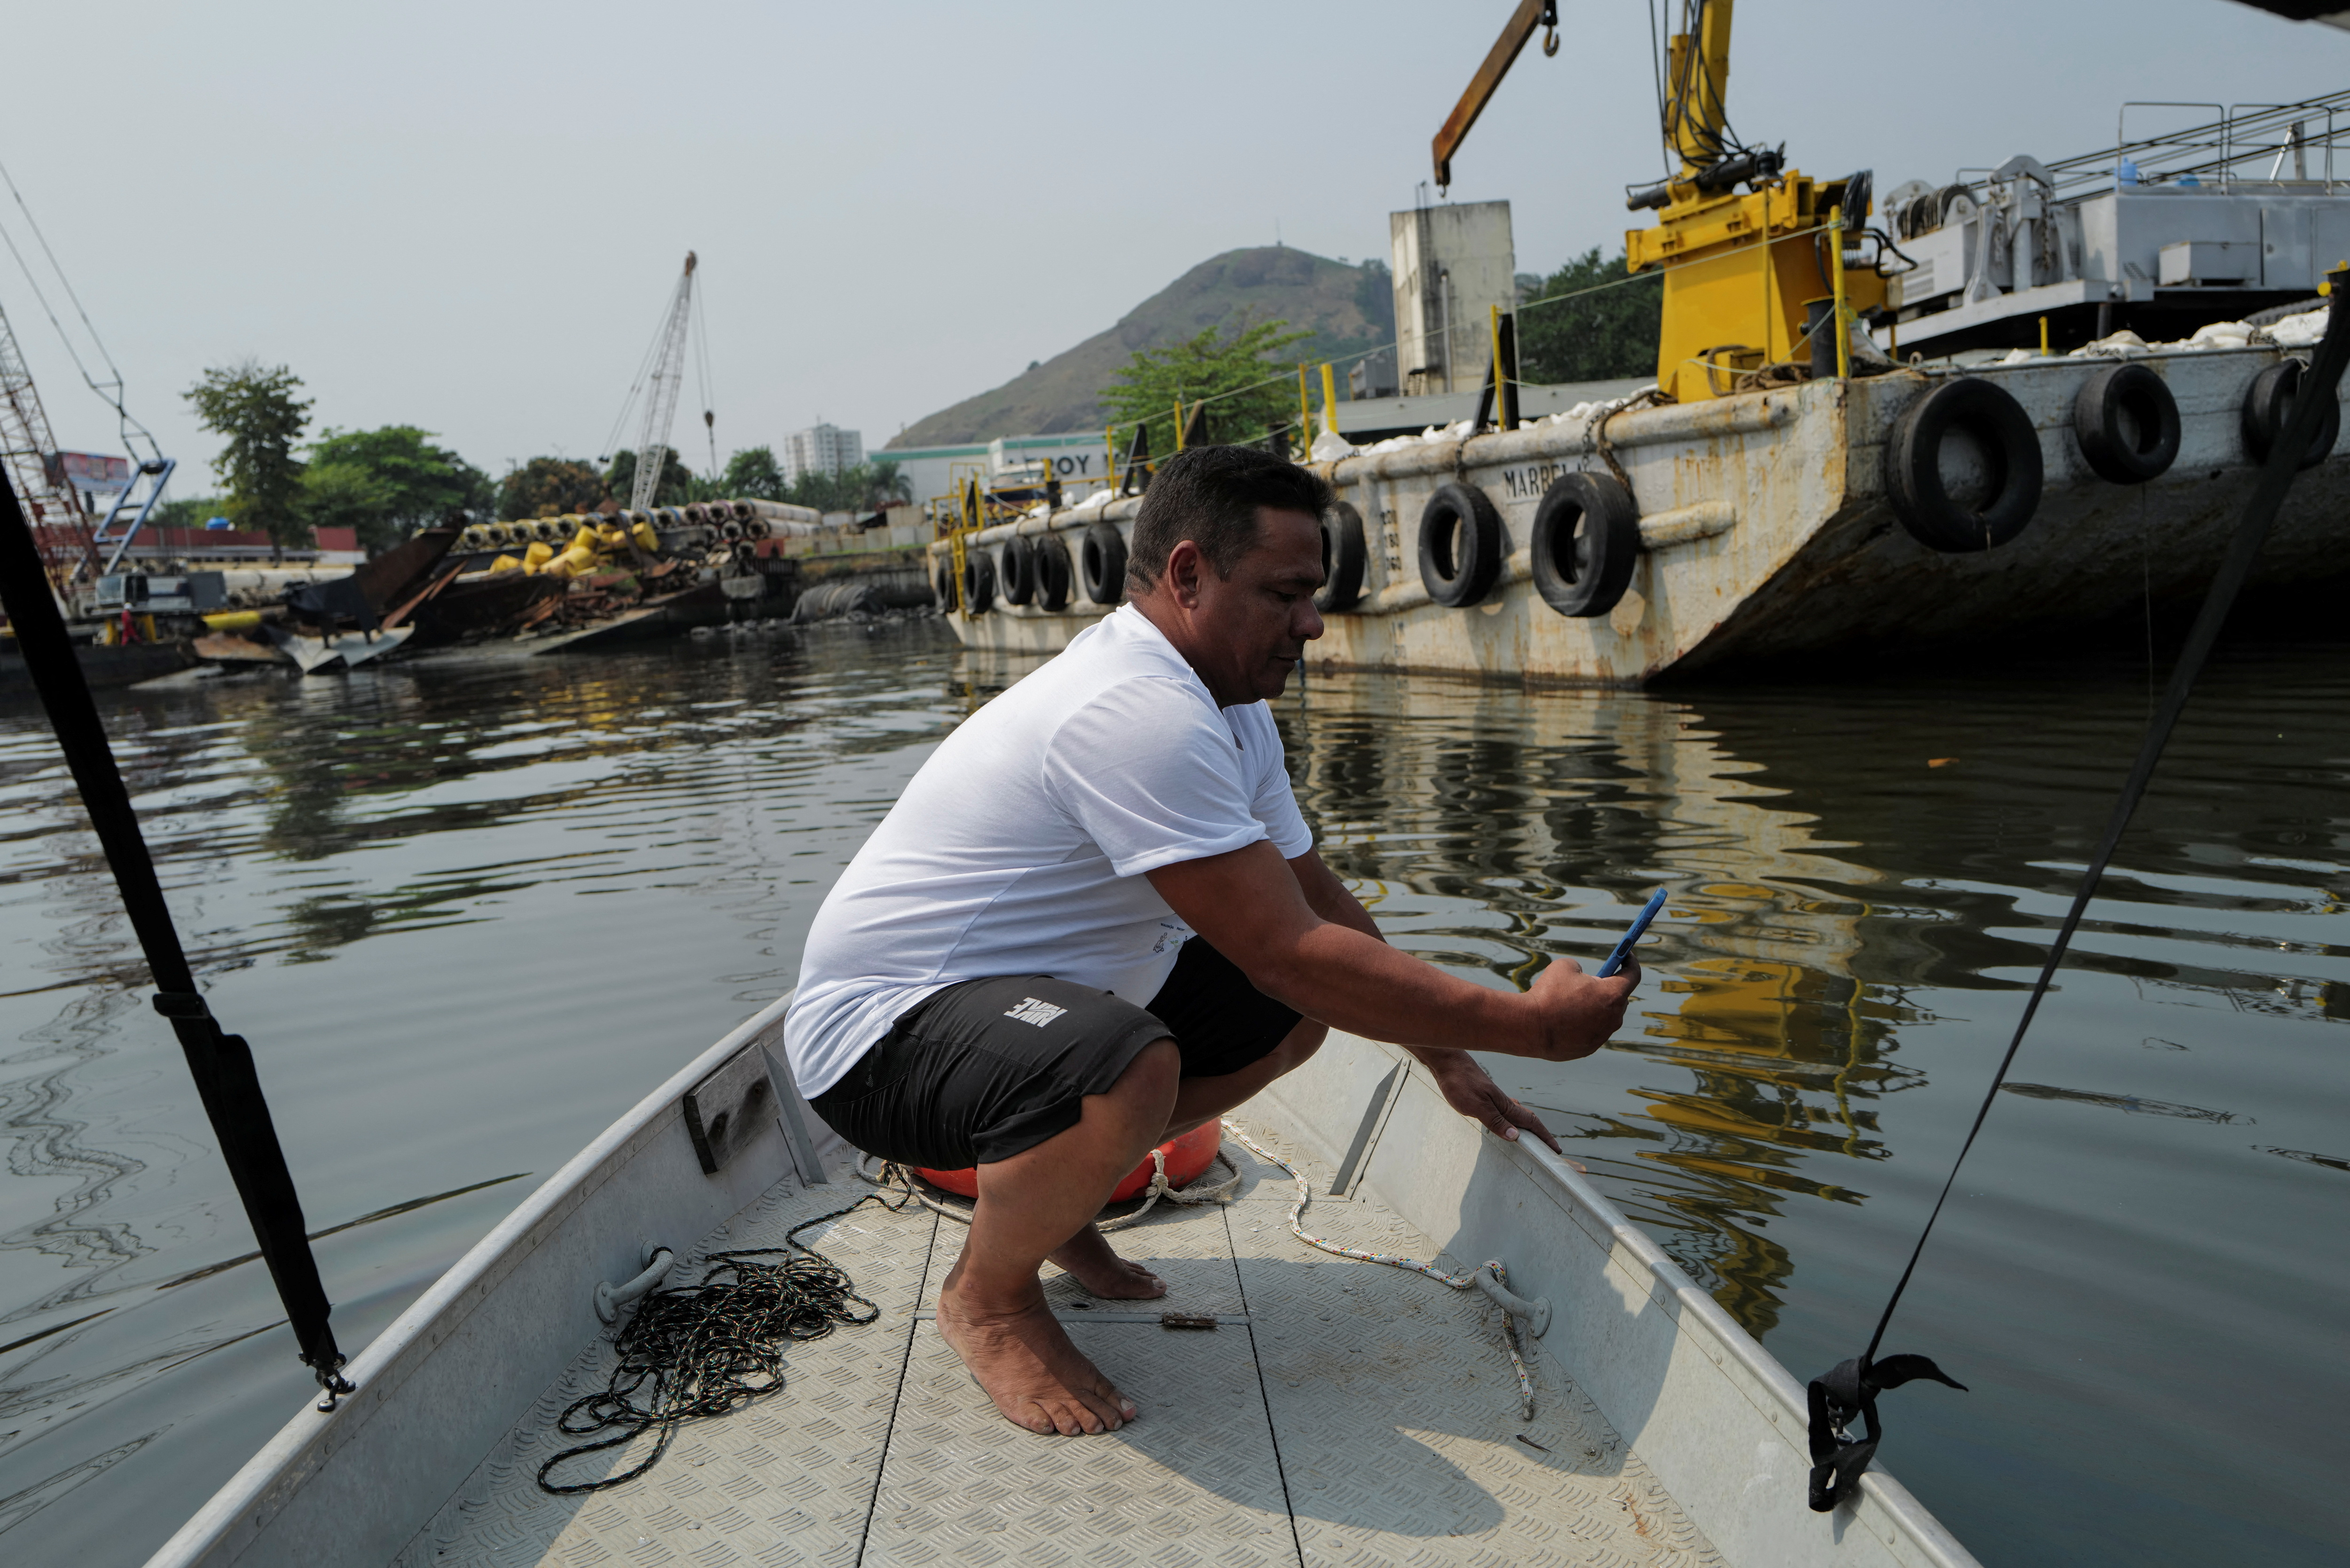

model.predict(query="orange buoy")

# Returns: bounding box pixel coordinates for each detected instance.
[915,1121,1221,1203]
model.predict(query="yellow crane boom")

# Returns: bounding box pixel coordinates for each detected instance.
[1431,0,1556,192]
[1432,0,1883,404]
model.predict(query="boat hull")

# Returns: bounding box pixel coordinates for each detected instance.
[0,639,192,695]
[145,1010,1976,1568]
[938,347,2350,684]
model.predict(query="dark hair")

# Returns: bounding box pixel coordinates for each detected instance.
[1127,446,1333,590]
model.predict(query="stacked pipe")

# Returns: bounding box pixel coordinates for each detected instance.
[483,514,660,579]
[740,498,822,527]
[456,499,827,558]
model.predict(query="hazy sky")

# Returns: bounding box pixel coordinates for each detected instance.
[8,1,2343,496]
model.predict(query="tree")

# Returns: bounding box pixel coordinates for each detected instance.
[298,460,393,552]
[1515,247,1663,385]
[720,446,789,501]
[150,494,228,533]
[185,361,313,554]
[304,425,493,552]
[498,457,606,519]
[1101,315,1312,457]
[864,457,912,509]
[770,460,905,516]
[601,447,694,509]
[784,466,858,515]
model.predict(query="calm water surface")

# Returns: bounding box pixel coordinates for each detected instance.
[0,618,2342,1565]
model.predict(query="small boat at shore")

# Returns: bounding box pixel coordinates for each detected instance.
[142,999,1977,1568]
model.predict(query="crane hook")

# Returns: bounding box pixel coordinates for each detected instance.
[1541,0,1559,55]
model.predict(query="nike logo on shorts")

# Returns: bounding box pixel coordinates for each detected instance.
[1003,997,1068,1028]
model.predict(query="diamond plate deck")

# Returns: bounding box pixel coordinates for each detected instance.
[397,1126,1723,1568]
[916,1199,1248,1319]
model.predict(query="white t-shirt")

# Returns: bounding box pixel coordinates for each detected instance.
[785,604,1313,1097]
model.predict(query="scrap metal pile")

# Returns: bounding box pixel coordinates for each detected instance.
[194,498,821,673]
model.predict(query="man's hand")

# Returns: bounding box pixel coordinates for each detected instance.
[1416,1048,1563,1153]
[1524,954,1640,1061]
[1145,841,1645,1061]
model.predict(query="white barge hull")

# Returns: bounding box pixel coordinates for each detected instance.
[937,346,2350,683]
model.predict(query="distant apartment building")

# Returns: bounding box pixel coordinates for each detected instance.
[783,423,863,482]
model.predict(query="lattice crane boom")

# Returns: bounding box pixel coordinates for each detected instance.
[0,293,95,590]
[629,252,697,514]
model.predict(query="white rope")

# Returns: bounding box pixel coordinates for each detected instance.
[848,1127,1535,1419]
[1219,1119,1536,1420]
[855,1147,1242,1233]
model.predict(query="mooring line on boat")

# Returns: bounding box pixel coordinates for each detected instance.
[0,469,357,1412]
[1221,1185,1312,1568]
[535,1183,915,1496]
[1803,264,2350,1514]
[851,1186,940,1568]
[1221,1120,1539,1420]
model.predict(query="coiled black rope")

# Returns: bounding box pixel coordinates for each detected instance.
[536,1191,905,1494]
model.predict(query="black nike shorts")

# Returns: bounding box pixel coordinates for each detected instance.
[807,937,1303,1170]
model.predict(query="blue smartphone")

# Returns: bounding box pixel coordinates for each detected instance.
[1597,888,1669,978]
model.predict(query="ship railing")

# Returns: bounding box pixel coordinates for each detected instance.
[2029,89,2350,200]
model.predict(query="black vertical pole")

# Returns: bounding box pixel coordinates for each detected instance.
[1120,423,1152,495]
[0,468,352,1407]
[1497,312,1520,430]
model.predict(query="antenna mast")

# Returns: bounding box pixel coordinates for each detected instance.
[629,251,697,513]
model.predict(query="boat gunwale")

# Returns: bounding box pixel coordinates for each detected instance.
[1252,1032,1983,1568]
[141,992,800,1568]
[1492,1112,1980,1568]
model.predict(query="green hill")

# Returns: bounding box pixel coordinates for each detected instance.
[887,246,1394,448]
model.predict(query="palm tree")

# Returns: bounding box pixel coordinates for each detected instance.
[864,457,913,509]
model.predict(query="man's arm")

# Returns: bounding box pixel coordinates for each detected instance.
[1146,840,1636,1063]
[1285,849,1573,1152]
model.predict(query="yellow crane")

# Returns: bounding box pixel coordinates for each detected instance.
[1435,0,1887,403]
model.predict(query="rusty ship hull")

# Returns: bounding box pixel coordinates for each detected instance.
[933,343,2350,684]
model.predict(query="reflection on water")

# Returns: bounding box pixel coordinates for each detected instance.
[1253,648,2349,1567]
[0,617,2343,1566]
[0,624,969,1565]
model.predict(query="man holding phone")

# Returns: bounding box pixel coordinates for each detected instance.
[786,447,1642,1443]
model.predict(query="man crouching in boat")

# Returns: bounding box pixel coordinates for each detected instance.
[784,446,1638,1436]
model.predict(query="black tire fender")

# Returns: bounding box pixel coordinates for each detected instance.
[1416,482,1504,606]
[2240,359,2341,469]
[1530,472,1641,617]
[1316,501,1367,612]
[999,534,1036,605]
[1034,534,1073,611]
[2072,363,2180,484]
[933,557,958,612]
[961,548,995,614]
[1081,522,1127,605]
[1886,377,2044,552]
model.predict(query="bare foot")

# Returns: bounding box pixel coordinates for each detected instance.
[1047,1226,1168,1300]
[935,1283,1139,1435]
